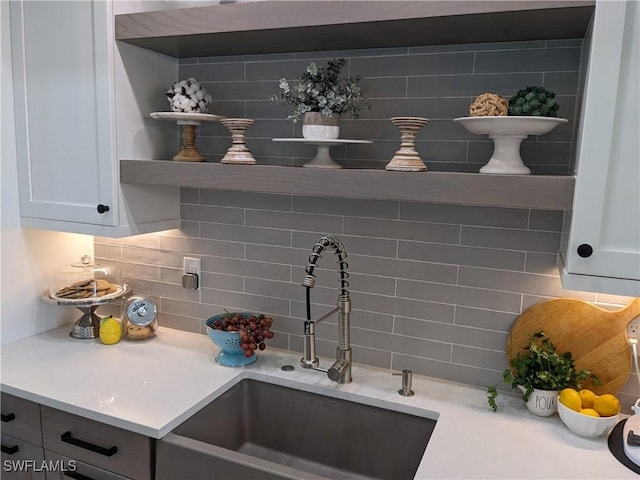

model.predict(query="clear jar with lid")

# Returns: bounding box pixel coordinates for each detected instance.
[50,255,123,301]
[122,296,158,340]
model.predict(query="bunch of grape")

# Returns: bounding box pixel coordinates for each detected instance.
[211,313,274,358]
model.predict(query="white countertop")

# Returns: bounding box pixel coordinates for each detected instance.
[1,326,636,479]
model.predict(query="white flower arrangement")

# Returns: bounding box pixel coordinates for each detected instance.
[166,78,212,113]
[271,58,369,122]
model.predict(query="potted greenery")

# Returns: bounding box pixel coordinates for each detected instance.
[271,58,369,139]
[487,331,600,415]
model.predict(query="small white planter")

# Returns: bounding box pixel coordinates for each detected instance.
[302,112,340,139]
[519,386,559,417]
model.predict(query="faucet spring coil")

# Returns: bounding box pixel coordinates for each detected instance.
[303,235,349,294]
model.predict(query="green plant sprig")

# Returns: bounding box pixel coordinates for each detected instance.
[270,58,370,122]
[508,86,559,117]
[487,331,600,412]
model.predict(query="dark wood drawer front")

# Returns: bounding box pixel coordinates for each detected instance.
[1,433,46,480]
[1,393,42,446]
[45,450,130,480]
[41,407,152,480]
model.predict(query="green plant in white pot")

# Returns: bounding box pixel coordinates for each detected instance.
[271,58,369,139]
[487,331,600,415]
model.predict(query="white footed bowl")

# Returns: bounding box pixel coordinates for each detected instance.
[557,399,618,438]
[454,116,568,174]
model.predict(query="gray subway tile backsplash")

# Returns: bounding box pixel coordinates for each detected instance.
[398,241,526,271]
[524,252,561,275]
[461,226,561,253]
[406,72,543,98]
[529,210,564,231]
[180,62,245,82]
[454,307,516,333]
[246,210,343,233]
[293,196,399,219]
[350,52,474,77]
[396,279,522,313]
[180,204,245,224]
[452,345,508,371]
[202,256,291,282]
[200,223,292,247]
[180,39,580,173]
[344,217,459,244]
[473,47,581,74]
[95,39,633,403]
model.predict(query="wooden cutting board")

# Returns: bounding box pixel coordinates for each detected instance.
[507,297,640,395]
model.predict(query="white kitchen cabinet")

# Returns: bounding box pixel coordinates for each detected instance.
[10,0,180,237]
[560,0,640,297]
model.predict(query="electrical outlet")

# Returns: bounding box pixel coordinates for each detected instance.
[183,257,201,290]
[628,318,640,341]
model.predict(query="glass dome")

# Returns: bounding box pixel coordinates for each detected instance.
[50,255,123,301]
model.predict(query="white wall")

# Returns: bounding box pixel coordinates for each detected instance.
[1,1,93,346]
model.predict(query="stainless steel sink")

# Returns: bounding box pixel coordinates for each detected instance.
[157,378,437,480]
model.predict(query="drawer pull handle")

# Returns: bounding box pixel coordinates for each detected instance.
[1,444,19,455]
[60,431,118,457]
[64,471,95,480]
[1,413,16,422]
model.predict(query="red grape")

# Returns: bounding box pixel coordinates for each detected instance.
[215,312,274,356]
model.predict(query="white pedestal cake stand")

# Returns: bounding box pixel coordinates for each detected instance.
[454,116,568,174]
[272,138,372,168]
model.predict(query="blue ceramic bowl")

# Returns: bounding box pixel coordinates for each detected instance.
[205,312,257,367]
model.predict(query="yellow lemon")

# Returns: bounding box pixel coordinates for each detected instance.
[579,389,598,409]
[559,388,582,412]
[593,394,620,417]
[99,317,122,345]
[579,408,600,417]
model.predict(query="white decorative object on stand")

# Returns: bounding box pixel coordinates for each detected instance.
[272,138,372,168]
[454,116,567,174]
[150,112,223,162]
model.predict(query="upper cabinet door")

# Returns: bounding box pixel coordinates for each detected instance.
[561,0,640,296]
[10,0,117,226]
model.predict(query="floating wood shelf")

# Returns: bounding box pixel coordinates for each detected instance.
[120,160,575,210]
[117,1,584,210]
[115,0,595,58]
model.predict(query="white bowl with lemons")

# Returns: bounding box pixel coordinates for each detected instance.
[557,388,620,438]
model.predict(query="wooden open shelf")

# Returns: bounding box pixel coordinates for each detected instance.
[120,160,574,210]
[115,1,594,58]
[117,1,585,210]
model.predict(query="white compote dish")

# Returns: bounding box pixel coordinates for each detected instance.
[454,116,568,174]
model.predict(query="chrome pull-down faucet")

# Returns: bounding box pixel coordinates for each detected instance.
[301,235,352,384]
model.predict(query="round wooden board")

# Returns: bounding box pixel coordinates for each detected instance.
[507,298,640,394]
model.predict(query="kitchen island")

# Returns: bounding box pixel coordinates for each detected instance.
[1,326,634,479]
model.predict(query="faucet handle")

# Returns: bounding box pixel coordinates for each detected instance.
[392,369,415,397]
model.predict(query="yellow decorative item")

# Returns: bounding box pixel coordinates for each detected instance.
[99,316,122,345]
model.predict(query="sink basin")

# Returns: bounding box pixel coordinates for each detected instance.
[157,378,437,480]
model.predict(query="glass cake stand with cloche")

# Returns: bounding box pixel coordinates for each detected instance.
[45,255,130,339]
